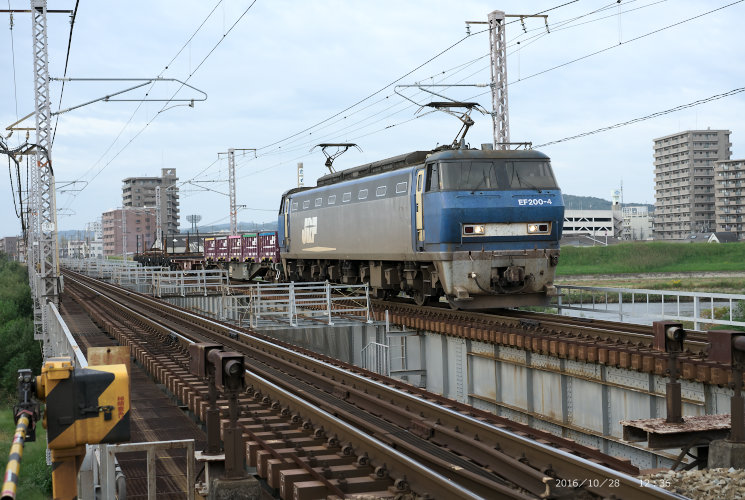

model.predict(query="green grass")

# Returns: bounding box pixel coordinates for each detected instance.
[0,405,52,499]
[556,241,745,275]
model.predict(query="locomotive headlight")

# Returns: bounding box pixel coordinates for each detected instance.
[463,224,485,236]
[527,223,550,234]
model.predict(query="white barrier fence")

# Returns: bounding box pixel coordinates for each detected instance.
[555,285,745,330]
[61,258,229,297]
[223,281,372,328]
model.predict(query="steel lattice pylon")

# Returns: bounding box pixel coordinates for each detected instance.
[31,0,59,353]
[488,10,509,150]
[228,148,237,236]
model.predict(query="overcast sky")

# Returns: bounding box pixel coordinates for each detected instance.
[1,0,744,237]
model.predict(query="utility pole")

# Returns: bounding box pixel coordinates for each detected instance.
[467,11,548,150]
[156,186,162,246]
[218,148,255,236]
[122,208,127,262]
[297,162,304,187]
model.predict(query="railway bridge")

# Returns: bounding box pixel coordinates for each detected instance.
[8,257,745,499]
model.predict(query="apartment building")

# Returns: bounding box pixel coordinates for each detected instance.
[715,159,745,239]
[102,207,157,257]
[0,236,19,260]
[122,168,180,235]
[653,129,732,239]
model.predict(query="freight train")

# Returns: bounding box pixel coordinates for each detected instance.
[203,232,281,281]
[277,146,564,309]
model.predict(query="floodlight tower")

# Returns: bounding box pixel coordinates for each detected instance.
[186,214,202,233]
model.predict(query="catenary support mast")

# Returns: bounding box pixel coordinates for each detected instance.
[488,10,509,150]
[228,149,236,235]
[31,0,59,355]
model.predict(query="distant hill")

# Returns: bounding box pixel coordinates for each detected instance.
[563,194,654,212]
[182,221,278,234]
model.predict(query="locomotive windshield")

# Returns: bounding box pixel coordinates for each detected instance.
[434,160,558,191]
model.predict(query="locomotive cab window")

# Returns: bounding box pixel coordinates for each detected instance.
[395,181,408,193]
[315,197,322,207]
[342,192,351,202]
[328,194,336,205]
[358,189,368,200]
[292,201,298,212]
[439,159,558,191]
[440,161,500,190]
[426,163,442,191]
[302,200,310,209]
[376,186,386,197]
[505,161,558,190]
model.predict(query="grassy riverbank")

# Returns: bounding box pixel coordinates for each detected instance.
[556,241,745,276]
[555,242,745,293]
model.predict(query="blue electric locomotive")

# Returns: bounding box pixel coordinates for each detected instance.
[278,145,564,309]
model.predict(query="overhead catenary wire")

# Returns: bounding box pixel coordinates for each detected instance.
[45,0,744,231]
[67,0,225,191]
[69,0,628,200]
[534,87,745,148]
[51,0,79,147]
[62,0,257,212]
[506,0,744,85]
[6,0,20,133]
[218,0,674,179]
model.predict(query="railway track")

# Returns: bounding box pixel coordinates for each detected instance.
[370,300,726,388]
[61,269,680,499]
[59,294,206,499]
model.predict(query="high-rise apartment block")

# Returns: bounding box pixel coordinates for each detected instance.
[122,168,180,235]
[715,159,745,239]
[653,129,732,239]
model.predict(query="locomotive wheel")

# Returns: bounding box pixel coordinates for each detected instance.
[412,290,429,307]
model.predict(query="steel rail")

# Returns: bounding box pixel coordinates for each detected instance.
[377,300,709,353]
[64,274,485,498]
[63,270,682,499]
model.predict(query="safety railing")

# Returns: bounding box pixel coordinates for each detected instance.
[99,439,195,500]
[244,281,372,328]
[48,302,88,367]
[555,285,745,330]
[152,269,228,297]
[361,342,389,376]
[61,257,140,281]
[113,265,167,291]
